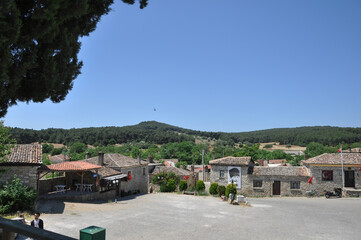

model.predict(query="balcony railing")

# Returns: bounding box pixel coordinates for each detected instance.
[0,217,76,240]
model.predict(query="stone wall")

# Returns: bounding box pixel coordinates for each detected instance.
[308,166,361,194]
[0,166,38,190]
[120,165,149,194]
[210,165,249,189]
[241,175,310,197]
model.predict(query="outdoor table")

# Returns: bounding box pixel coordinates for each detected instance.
[75,183,82,191]
[55,185,66,194]
[85,184,93,192]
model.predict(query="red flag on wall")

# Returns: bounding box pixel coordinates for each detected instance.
[337,147,342,153]
[308,176,313,184]
[184,175,189,180]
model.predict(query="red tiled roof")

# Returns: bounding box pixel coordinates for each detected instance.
[2,144,42,165]
[39,161,102,172]
[302,153,361,165]
[209,156,252,166]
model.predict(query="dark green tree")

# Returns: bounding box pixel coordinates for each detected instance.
[0,0,147,117]
[0,121,16,163]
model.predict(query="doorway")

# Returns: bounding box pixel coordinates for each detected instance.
[344,171,355,188]
[273,181,281,195]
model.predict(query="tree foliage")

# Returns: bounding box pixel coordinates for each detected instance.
[0,176,37,214]
[0,0,147,117]
[9,121,361,148]
[0,121,16,163]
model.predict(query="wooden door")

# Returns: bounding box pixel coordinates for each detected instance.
[273,181,281,195]
[345,171,355,188]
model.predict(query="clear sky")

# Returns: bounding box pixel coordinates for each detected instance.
[2,0,361,132]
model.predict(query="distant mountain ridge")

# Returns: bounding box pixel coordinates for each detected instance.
[9,121,361,147]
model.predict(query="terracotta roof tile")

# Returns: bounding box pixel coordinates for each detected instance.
[209,156,252,166]
[302,153,361,165]
[39,161,101,172]
[3,144,42,165]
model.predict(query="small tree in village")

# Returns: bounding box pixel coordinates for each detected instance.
[179,180,188,192]
[0,176,38,214]
[152,171,180,192]
[196,180,205,192]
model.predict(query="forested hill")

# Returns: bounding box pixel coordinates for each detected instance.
[9,121,361,147]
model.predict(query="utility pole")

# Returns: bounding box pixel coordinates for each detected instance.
[202,149,205,181]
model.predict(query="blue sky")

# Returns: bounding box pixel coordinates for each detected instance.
[2,0,361,132]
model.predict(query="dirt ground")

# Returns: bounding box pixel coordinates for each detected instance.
[37,193,361,240]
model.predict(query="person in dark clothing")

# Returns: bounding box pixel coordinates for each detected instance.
[30,212,43,229]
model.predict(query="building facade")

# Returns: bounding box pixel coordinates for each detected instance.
[0,144,42,190]
[210,153,361,197]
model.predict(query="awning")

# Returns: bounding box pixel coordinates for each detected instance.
[102,174,127,181]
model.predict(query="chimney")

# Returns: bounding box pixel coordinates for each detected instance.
[137,155,141,165]
[348,147,352,153]
[98,151,104,166]
[85,152,90,159]
[212,152,215,160]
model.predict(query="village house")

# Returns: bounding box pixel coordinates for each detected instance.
[302,153,361,196]
[210,153,361,197]
[0,144,42,190]
[209,156,255,189]
[84,152,149,194]
[244,166,311,197]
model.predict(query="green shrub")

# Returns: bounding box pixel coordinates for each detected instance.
[0,176,37,214]
[167,179,176,192]
[196,180,205,192]
[217,185,226,197]
[152,171,179,185]
[264,144,273,149]
[225,183,237,197]
[160,179,177,192]
[179,180,187,191]
[209,183,219,195]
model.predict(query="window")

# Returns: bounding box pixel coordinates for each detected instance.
[253,180,262,188]
[322,170,333,181]
[290,181,300,189]
[143,168,146,176]
[220,170,225,178]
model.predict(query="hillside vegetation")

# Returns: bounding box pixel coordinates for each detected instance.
[9,121,361,147]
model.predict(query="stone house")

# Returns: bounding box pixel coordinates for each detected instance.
[244,166,311,197]
[84,152,149,194]
[209,156,255,189]
[0,144,42,190]
[210,153,361,197]
[302,153,361,196]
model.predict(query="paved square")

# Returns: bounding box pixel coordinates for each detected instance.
[39,193,361,240]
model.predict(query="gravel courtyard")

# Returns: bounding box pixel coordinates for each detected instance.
[39,193,361,240]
